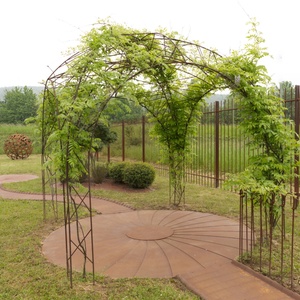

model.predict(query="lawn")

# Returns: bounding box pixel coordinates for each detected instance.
[0,155,300,299]
[1,154,216,299]
[2,154,299,297]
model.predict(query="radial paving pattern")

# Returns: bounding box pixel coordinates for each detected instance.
[43,210,244,278]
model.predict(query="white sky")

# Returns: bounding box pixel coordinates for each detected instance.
[1,0,299,87]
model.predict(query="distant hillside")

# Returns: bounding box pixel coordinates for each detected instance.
[0,86,44,101]
[0,87,228,104]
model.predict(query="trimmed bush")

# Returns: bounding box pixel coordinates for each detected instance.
[92,162,108,184]
[109,162,129,183]
[123,162,155,189]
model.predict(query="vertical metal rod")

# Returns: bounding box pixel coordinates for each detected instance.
[107,144,111,163]
[259,196,263,271]
[122,120,125,161]
[62,182,69,281]
[87,152,95,284]
[268,194,275,277]
[41,87,47,221]
[201,117,204,186]
[250,197,254,258]
[65,151,73,288]
[294,85,300,195]
[214,101,220,188]
[231,102,234,176]
[239,190,244,258]
[280,195,285,284]
[245,193,248,256]
[196,124,199,185]
[41,162,46,221]
[142,116,146,162]
[291,85,300,289]
[205,109,207,186]
[291,197,297,290]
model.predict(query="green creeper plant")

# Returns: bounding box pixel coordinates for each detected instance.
[40,21,222,206]
[221,20,299,232]
[40,19,294,212]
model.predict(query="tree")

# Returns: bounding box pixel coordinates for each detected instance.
[103,96,145,123]
[277,81,295,120]
[278,81,294,99]
[0,86,38,123]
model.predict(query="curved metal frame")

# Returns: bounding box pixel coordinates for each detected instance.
[41,30,237,286]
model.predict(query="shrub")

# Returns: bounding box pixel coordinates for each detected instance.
[123,162,155,188]
[109,162,129,183]
[129,136,142,146]
[92,162,108,184]
[4,133,33,160]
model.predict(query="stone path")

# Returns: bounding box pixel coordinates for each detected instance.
[1,174,299,300]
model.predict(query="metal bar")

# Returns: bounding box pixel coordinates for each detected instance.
[245,193,248,256]
[280,195,285,284]
[65,149,73,288]
[239,190,244,258]
[268,194,275,276]
[250,197,254,258]
[201,117,205,186]
[86,152,95,284]
[291,85,300,289]
[122,121,125,161]
[259,196,263,271]
[214,101,220,188]
[294,85,300,195]
[291,194,298,290]
[107,144,111,163]
[142,115,146,162]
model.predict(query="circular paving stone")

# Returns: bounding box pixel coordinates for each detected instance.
[42,210,245,278]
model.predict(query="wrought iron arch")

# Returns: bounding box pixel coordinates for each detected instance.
[41,28,239,285]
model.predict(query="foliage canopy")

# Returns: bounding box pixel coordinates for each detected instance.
[40,19,298,209]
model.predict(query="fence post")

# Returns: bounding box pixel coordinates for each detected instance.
[215,101,220,188]
[107,144,110,163]
[122,121,125,161]
[294,86,300,195]
[142,116,146,162]
[291,85,300,289]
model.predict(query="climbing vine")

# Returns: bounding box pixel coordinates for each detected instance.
[222,20,299,231]
[41,19,297,212]
[41,21,223,206]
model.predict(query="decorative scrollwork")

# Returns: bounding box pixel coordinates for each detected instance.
[4,134,33,160]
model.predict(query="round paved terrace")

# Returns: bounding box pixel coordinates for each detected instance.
[0,174,298,300]
[43,210,243,278]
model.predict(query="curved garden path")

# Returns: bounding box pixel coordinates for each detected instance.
[0,174,298,300]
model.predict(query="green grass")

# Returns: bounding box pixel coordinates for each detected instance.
[0,122,252,181]
[0,155,200,299]
[0,154,41,175]
[102,122,252,186]
[2,153,299,296]
[0,200,198,300]
[1,155,240,220]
